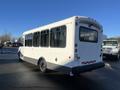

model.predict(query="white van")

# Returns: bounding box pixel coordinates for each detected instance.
[18,16,104,75]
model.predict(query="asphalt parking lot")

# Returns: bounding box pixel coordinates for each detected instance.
[0,47,120,90]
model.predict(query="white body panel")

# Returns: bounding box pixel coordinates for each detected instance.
[19,16,104,74]
[74,21,103,67]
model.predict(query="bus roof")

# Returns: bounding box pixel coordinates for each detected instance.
[23,16,102,35]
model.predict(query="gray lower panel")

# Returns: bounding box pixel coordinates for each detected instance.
[23,56,71,74]
[23,56,38,65]
[47,62,71,74]
[23,56,104,74]
[47,62,104,74]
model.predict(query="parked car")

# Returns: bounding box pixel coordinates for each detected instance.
[4,41,12,47]
[12,42,23,47]
[102,40,120,60]
[0,43,4,48]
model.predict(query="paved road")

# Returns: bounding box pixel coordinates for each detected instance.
[0,48,120,90]
[0,47,18,54]
[0,47,18,60]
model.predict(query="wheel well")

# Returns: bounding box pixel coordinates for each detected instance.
[37,57,45,66]
[18,51,20,56]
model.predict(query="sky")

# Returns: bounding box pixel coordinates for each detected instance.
[0,0,120,38]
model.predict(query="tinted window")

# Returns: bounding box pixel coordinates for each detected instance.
[50,25,66,48]
[25,34,33,46]
[103,41,118,46]
[40,30,49,47]
[33,32,40,47]
[79,26,98,43]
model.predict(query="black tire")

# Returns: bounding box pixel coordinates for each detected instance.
[117,53,120,60]
[18,52,23,62]
[38,59,47,73]
[114,53,120,60]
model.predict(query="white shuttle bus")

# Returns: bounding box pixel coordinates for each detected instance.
[18,16,104,75]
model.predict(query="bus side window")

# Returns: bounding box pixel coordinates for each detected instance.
[40,30,49,47]
[33,32,40,47]
[50,25,66,48]
[25,34,33,47]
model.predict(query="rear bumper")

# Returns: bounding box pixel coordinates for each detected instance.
[72,62,105,74]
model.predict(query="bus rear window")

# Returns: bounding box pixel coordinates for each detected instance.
[79,26,98,43]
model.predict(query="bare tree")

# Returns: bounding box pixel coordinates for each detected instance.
[0,33,12,43]
[108,37,120,42]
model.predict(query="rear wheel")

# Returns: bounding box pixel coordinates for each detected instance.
[38,59,47,73]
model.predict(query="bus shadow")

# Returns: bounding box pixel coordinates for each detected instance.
[21,61,105,90]
[39,73,104,90]
[103,56,120,62]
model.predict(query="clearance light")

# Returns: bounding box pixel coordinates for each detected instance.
[75,44,78,47]
[75,49,77,53]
